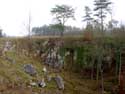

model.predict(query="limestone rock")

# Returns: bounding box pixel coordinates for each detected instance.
[54,75,64,90]
[24,64,37,76]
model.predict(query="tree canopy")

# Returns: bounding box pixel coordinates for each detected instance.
[94,0,112,32]
[83,6,93,25]
[51,4,75,36]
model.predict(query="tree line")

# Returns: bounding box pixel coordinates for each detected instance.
[32,25,82,36]
[31,0,125,38]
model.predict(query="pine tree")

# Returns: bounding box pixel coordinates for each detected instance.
[0,29,3,37]
[51,5,75,36]
[83,6,93,26]
[94,0,112,32]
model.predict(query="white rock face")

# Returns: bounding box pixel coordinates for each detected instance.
[54,75,64,90]
[65,51,70,56]
[43,66,47,73]
[30,82,37,86]
[38,78,46,88]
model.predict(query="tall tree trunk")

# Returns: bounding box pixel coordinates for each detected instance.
[101,9,104,32]
[100,66,104,94]
[91,58,94,80]
[96,62,99,82]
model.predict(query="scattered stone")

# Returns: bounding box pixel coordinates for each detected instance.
[43,66,47,73]
[65,51,70,56]
[54,75,64,90]
[33,92,38,94]
[4,41,12,51]
[2,47,8,55]
[2,41,14,56]
[43,66,48,78]
[30,82,37,87]
[44,50,64,71]
[24,64,37,76]
[38,78,46,88]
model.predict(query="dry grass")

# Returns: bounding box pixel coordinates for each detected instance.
[0,37,119,94]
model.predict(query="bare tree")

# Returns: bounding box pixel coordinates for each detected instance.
[27,12,32,38]
[22,11,32,38]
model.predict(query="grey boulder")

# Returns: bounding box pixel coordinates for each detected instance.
[54,75,64,90]
[24,64,37,76]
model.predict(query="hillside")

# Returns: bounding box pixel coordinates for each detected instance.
[0,39,100,94]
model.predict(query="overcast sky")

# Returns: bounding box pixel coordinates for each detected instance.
[0,0,124,36]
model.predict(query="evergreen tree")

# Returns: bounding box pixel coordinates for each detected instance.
[51,5,75,36]
[0,29,3,37]
[83,6,93,26]
[94,0,112,32]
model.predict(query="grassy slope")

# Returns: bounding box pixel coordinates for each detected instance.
[0,47,99,94]
[0,37,118,94]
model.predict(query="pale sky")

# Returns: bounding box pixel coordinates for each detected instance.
[0,0,124,36]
